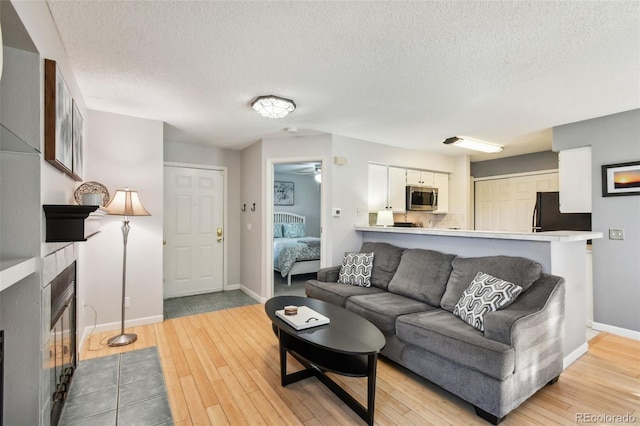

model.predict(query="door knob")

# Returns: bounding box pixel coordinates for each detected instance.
[163,240,167,245]
[217,228,223,242]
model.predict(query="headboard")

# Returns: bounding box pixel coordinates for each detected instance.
[274,212,305,225]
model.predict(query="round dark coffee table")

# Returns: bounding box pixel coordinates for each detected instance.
[265,296,385,425]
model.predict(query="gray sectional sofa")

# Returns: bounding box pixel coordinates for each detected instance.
[305,242,565,424]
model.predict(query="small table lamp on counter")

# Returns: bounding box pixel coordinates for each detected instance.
[376,210,394,227]
[104,188,150,347]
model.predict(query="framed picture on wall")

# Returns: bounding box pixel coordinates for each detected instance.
[71,100,84,181]
[44,59,78,179]
[274,181,294,205]
[601,161,640,197]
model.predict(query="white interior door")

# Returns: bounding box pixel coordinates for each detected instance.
[164,166,224,298]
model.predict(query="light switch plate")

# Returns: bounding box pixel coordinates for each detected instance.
[609,228,624,240]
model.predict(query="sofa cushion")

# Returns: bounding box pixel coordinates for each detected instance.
[337,252,374,287]
[440,256,542,312]
[305,280,384,308]
[396,310,515,380]
[360,242,404,290]
[347,293,434,334]
[387,249,455,306]
[453,272,523,331]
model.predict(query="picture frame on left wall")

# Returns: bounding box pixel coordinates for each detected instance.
[44,59,82,181]
[71,101,84,180]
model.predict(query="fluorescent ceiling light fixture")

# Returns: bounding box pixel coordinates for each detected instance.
[443,137,503,153]
[251,95,296,118]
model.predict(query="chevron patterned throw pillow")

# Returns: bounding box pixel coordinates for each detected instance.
[453,272,523,332]
[338,252,375,287]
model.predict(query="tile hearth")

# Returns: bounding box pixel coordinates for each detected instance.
[60,347,172,426]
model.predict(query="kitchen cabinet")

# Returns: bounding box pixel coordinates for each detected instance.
[406,169,434,186]
[433,173,449,214]
[368,164,406,213]
[559,146,591,213]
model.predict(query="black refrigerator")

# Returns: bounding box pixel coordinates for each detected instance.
[532,192,591,232]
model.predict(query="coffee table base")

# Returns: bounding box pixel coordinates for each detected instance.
[279,334,378,426]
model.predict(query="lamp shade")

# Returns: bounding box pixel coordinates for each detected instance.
[376,210,394,227]
[105,189,151,216]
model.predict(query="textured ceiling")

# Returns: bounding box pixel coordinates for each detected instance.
[46,1,639,160]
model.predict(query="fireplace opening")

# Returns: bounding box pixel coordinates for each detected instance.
[49,263,77,426]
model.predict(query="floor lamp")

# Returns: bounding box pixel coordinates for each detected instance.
[105,188,150,347]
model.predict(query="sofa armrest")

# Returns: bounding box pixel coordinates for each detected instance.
[484,274,565,347]
[317,266,341,282]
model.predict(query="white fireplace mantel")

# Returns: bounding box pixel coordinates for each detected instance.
[0,257,37,292]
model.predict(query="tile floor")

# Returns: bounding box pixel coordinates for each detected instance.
[163,272,312,319]
[60,347,172,426]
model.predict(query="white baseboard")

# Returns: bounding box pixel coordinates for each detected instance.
[239,285,265,303]
[592,321,640,341]
[80,315,164,351]
[225,283,241,291]
[563,342,588,369]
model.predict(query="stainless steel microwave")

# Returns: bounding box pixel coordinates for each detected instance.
[406,185,438,211]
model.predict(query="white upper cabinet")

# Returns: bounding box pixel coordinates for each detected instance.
[559,146,592,213]
[433,173,449,214]
[368,164,407,213]
[406,169,434,186]
[368,163,389,212]
[388,166,407,213]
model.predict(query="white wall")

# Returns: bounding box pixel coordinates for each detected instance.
[79,110,164,334]
[240,140,264,297]
[553,109,640,335]
[241,133,467,299]
[164,140,242,285]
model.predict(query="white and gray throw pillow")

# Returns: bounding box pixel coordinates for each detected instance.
[453,272,523,331]
[338,252,375,287]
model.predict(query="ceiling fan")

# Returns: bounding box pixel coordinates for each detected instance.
[294,163,322,182]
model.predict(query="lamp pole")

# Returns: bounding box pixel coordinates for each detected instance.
[107,218,137,346]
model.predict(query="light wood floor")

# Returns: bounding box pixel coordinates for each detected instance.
[81,305,640,425]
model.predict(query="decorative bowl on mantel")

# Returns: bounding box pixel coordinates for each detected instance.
[74,181,110,206]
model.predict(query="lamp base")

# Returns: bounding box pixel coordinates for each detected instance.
[107,333,137,347]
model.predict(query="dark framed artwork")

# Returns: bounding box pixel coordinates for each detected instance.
[71,100,84,181]
[45,59,77,179]
[601,161,640,197]
[274,181,294,205]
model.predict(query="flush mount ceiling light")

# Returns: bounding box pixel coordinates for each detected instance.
[251,95,296,118]
[443,137,504,153]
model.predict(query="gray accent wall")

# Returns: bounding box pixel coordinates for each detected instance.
[553,109,640,333]
[471,151,558,178]
[273,171,321,237]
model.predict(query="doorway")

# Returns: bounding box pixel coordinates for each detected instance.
[267,159,326,298]
[163,164,226,298]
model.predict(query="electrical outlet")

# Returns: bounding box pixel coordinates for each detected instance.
[609,228,624,240]
[125,297,131,308]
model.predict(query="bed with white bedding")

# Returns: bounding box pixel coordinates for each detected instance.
[273,212,320,286]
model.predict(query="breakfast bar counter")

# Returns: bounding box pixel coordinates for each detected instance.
[355,226,603,368]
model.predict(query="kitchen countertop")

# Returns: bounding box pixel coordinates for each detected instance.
[355,226,602,242]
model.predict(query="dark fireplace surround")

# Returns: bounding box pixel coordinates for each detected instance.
[49,262,77,426]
